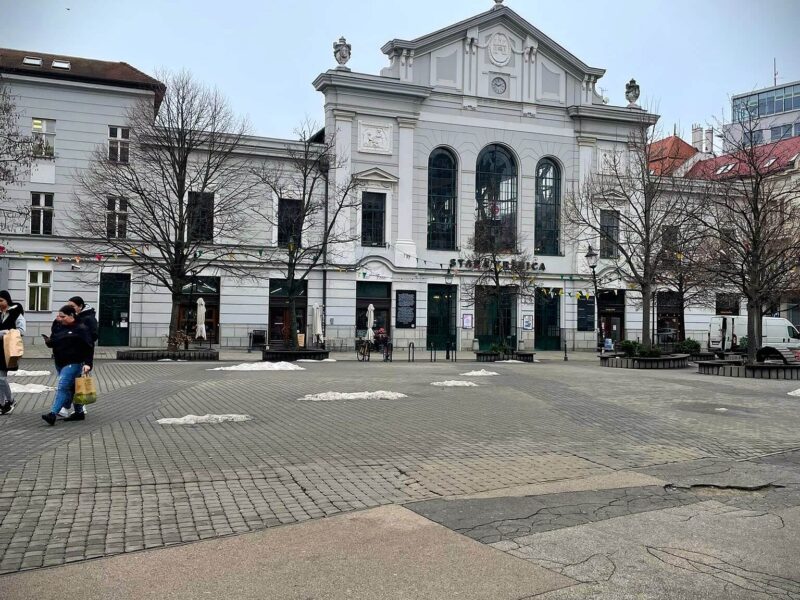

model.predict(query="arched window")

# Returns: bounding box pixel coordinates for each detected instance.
[475,144,517,252]
[427,148,457,250]
[535,158,560,255]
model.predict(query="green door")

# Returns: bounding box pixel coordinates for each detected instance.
[427,284,457,350]
[534,287,561,350]
[98,273,130,346]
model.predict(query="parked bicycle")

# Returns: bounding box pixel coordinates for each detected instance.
[356,328,393,362]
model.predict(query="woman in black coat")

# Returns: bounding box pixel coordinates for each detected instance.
[41,305,93,426]
[0,290,26,415]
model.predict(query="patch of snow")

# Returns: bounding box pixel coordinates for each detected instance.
[158,358,187,362]
[8,370,51,377]
[461,369,499,377]
[431,380,478,387]
[10,383,55,393]
[157,414,252,425]
[788,388,800,397]
[714,408,728,412]
[296,359,337,362]
[300,390,407,402]
[496,359,524,363]
[209,362,305,371]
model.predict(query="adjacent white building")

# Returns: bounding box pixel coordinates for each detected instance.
[0,2,730,351]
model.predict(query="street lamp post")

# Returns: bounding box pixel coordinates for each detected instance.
[584,245,601,352]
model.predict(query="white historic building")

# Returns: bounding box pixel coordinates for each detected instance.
[0,2,724,351]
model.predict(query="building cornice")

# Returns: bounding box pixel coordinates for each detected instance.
[568,105,659,126]
[313,70,433,100]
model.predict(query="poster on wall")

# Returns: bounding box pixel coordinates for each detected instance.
[522,314,533,330]
[462,313,473,329]
[395,290,416,328]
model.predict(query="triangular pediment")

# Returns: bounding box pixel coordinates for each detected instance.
[353,167,398,183]
[381,5,604,80]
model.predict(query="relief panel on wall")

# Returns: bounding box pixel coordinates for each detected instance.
[358,121,393,155]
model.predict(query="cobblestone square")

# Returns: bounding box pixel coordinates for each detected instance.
[1,355,800,584]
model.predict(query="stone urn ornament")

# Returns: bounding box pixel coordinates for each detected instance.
[625,79,640,107]
[333,37,351,70]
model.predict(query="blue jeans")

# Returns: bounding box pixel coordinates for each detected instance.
[50,364,84,415]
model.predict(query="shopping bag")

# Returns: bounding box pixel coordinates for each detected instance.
[73,374,97,405]
[3,329,24,370]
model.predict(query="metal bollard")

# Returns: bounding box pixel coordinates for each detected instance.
[408,342,415,362]
[564,341,568,361]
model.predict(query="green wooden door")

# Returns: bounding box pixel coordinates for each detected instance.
[426,285,456,350]
[534,288,561,350]
[98,273,130,346]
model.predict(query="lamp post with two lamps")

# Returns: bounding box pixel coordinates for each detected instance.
[584,245,601,352]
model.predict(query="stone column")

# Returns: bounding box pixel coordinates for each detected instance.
[333,109,355,262]
[394,117,417,267]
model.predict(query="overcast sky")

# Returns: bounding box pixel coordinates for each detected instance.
[2,0,798,142]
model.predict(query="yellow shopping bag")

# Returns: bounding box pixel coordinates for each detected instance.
[73,374,97,405]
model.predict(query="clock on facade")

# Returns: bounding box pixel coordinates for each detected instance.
[491,76,507,94]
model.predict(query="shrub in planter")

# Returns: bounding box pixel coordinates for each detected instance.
[619,340,640,357]
[638,344,662,358]
[674,339,701,354]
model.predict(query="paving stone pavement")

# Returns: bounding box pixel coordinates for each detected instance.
[1,357,800,576]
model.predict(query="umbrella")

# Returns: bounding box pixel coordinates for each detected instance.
[366,303,375,338]
[312,303,323,345]
[195,297,207,340]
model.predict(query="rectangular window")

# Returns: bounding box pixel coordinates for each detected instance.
[744,129,763,145]
[599,210,619,259]
[27,271,51,311]
[108,126,130,163]
[361,192,385,247]
[771,125,791,141]
[106,197,128,239]
[715,293,740,316]
[577,296,595,331]
[31,118,55,157]
[277,198,302,248]
[187,191,214,242]
[30,192,54,235]
[795,123,800,138]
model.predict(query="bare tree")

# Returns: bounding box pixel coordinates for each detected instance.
[252,122,359,350]
[0,80,33,230]
[565,114,697,347]
[72,70,259,349]
[688,108,800,363]
[459,226,538,352]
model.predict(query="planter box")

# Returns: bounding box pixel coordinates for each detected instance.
[599,354,690,369]
[116,349,219,361]
[262,349,330,362]
[697,361,800,379]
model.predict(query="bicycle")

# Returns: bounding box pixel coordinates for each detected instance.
[355,336,393,362]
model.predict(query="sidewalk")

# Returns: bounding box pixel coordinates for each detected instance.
[22,343,600,363]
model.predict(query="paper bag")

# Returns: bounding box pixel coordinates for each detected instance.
[3,329,24,370]
[73,374,97,405]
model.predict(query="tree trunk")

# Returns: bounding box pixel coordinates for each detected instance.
[168,291,182,351]
[288,295,298,350]
[641,284,652,346]
[746,297,760,364]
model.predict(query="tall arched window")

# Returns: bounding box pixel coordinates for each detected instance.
[535,158,561,255]
[427,148,457,250]
[475,144,517,252]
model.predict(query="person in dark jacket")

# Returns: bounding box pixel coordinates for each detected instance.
[0,290,26,415]
[67,296,98,343]
[41,305,93,426]
[49,296,98,418]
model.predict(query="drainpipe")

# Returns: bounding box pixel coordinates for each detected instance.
[321,157,329,348]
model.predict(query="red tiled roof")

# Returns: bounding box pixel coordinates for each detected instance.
[648,136,698,175]
[685,136,800,179]
[0,48,164,109]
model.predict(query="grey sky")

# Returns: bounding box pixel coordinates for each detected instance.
[2,0,798,142]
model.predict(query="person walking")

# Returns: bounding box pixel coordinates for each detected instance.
[41,305,94,426]
[0,290,26,415]
[49,296,98,418]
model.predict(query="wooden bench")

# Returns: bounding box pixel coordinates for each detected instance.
[513,352,536,363]
[474,351,499,362]
[262,349,330,362]
[756,346,800,365]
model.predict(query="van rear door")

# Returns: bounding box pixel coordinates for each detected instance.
[709,316,725,351]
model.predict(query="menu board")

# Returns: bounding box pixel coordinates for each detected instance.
[395,290,416,328]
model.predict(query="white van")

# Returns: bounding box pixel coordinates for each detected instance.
[708,315,800,355]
